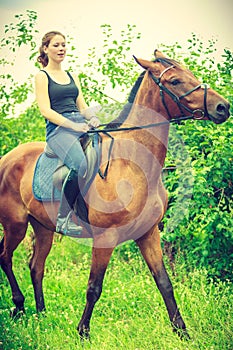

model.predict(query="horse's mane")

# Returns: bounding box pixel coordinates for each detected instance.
[105,71,146,129]
[104,57,182,129]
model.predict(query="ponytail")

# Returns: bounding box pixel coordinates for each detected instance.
[37,48,48,67]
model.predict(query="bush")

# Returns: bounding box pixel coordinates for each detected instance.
[0,104,44,154]
[163,118,233,281]
[156,35,233,281]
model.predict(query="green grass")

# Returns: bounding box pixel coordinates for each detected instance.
[0,234,233,350]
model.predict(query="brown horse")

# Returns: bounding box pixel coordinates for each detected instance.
[0,50,230,340]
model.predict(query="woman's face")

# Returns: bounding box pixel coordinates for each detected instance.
[44,34,66,64]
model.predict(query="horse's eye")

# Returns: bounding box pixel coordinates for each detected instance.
[170,79,180,86]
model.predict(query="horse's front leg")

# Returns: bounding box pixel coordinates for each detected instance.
[135,225,189,338]
[77,246,114,340]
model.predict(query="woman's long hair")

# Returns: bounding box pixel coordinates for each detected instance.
[37,31,65,67]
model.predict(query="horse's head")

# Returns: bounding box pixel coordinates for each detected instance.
[134,51,230,124]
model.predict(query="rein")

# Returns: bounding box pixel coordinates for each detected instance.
[92,114,194,180]
[88,114,195,180]
[87,114,194,134]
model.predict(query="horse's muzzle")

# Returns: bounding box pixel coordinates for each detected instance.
[209,101,230,124]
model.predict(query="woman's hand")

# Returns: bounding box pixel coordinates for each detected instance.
[88,117,100,128]
[71,122,90,133]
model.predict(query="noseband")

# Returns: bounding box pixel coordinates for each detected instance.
[149,65,210,120]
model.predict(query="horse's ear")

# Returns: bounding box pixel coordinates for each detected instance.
[154,49,166,59]
[133,55,154,70]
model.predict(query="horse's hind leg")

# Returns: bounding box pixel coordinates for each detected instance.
[0,222,28,317]
[135,225,188,338]
[29,217,54,313]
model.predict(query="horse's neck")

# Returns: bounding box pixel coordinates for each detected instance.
[122,102,170,167]
[121,72,170,166]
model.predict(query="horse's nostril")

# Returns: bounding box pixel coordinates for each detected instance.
[216,102,230,116]
[217,104,225,113]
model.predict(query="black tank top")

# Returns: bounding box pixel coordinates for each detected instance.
[41,70,81,139]
[41,70,79,114]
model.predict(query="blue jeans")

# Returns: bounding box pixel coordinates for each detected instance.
[47,112,87,177]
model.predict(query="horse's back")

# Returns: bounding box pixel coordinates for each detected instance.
[1,142,44,161]
[0,142,44,190]
[0,142,45,226]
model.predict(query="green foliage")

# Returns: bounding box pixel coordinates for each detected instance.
[1,10,38,52]
[0,237,233,349]
[163,119,233,281]
[79,24,141,105]
[0,104,44,154]
[0,10,38,118]
[0,14,233,346]
[160,34,233,281]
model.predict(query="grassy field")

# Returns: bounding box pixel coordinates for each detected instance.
[0,233,232,350]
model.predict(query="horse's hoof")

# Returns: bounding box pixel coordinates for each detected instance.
[10,307,25,319]
[78,326,91,342]
[173,327,190,341]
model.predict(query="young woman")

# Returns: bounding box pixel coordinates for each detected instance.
[35,31,100,237]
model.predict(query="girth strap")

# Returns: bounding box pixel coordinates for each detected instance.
[98,131,115,180]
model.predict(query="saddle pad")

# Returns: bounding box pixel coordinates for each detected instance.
[33,153,62,201]
[33,134,101,202]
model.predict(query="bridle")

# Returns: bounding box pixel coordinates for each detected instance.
[88,64,212,179]
[149,64,210,120]
[88,62,213,136]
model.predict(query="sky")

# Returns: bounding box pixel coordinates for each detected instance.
[1,0,232,47]
[0,0,232,101]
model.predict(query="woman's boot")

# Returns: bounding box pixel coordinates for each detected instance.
[56,169,83,237]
